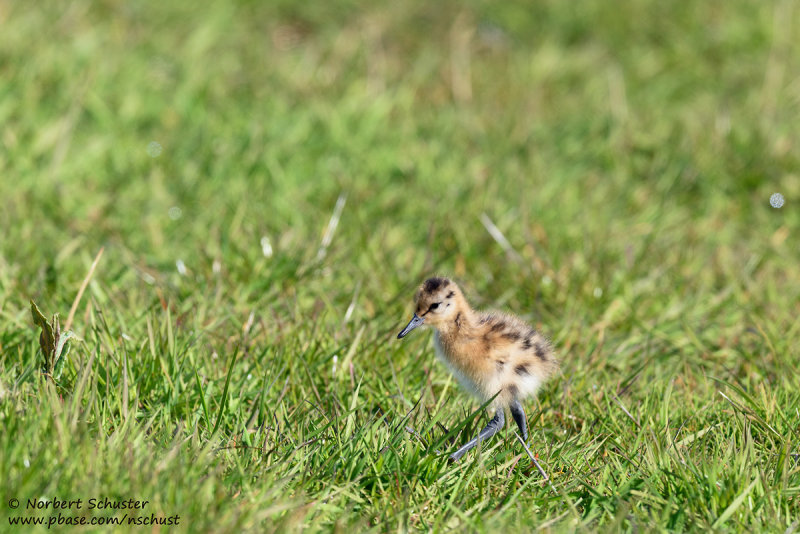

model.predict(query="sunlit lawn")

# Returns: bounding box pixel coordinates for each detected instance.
[1,0,799,531]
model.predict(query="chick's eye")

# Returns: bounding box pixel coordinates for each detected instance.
[429,302,440,311]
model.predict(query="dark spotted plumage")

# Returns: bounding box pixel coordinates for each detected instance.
[424,277,449,293]
[489,321,505,333]
[502,331,521,342]
[522,335,533,350]
[534,340,548,361]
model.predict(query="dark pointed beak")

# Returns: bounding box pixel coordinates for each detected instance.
[397,313,424,339]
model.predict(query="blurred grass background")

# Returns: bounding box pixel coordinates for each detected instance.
[1,0,799,531]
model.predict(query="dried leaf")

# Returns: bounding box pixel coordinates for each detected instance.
[31,300,55,363]
[30,299,79,380]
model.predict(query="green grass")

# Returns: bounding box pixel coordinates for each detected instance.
[2,0,799,531]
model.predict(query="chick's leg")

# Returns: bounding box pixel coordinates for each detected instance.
[509,400,528,441]
[449,409,505,462]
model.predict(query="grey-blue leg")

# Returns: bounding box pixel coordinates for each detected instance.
[509,400,528,441]
[449,409,505,462]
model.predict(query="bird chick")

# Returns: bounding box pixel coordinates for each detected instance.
[397,277,558,461]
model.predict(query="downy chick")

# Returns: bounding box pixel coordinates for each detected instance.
[397,277,558,461]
